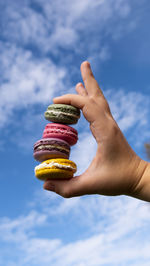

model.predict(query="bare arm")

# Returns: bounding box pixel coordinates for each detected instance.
[44,61,150,201]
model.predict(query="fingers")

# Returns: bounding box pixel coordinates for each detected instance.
[43,175,86,198]
[53,94,86,110]
[76,82,88,96]
[81,61,104,97]
[53,61,104,108]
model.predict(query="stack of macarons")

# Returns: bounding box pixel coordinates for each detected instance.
[34,104,80,181]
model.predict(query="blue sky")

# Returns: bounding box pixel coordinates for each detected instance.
[0,0,150,265]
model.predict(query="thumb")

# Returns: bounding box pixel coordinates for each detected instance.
[43,175,86,198]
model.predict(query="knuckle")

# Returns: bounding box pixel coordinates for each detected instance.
[89,95,97,103]
[95,96,111,112]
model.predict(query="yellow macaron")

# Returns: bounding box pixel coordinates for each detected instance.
[34,158,77,181]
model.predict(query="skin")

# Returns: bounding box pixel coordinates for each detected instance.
[43,61,150,202]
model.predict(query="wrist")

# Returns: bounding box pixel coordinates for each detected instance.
[130,159,150,202]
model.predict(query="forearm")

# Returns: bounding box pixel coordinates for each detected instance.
[130,160,150,202]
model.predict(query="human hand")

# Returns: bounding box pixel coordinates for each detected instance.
[44,61,148,200]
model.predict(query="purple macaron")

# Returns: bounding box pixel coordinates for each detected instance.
[33,138,70,162]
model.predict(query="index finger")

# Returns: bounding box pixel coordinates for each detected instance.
[81,61,104,97]
[53,94,86,110]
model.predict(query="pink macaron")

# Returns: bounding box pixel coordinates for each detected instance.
[43,123,78,146]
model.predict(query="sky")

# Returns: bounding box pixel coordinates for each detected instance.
[0,0,150,265]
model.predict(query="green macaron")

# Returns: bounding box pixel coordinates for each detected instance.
[44,104,80,125]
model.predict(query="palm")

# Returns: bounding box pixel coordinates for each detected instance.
[79,132,139,197]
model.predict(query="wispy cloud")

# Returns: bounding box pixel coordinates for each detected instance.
[1,192,150,266]
[105,89,150,150]
[0,0,141,129]
[106,89,150,132]
[1,1,150,265]
[0,43,66,128]
[1,0,132,53]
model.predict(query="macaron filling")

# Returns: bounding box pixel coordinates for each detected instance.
[34,144,70,155]
[44,104,80,124]
[46,104,80,115]
[45,110,80,119]
[35,161,76,173]
[33,138,71,161]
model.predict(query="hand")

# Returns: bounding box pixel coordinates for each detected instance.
[44,61,148,200]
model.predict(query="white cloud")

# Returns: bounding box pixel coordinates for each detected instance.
[0,43,66,127]
[88,46,111,66]
[99,46,111,61]
[2,0,135,56]
[106,89,150,132]
[0,0,142,129]
[0,1,150,265]
[71,131,97,175]
[1,194,150,266]
[0,210,47,243]
[104,89,150,150]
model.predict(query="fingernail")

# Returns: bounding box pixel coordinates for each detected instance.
[85,61,91,68]
[77,82,83,88]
